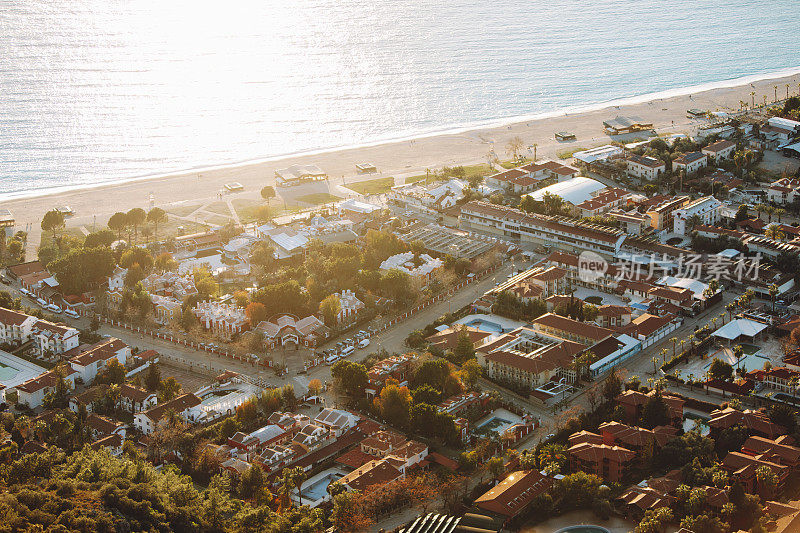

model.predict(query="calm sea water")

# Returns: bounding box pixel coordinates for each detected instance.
[1,0,799,198]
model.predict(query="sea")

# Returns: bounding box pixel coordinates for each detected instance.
[1,0,799,199]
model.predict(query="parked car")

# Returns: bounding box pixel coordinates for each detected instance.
[358,339,370,349]
[46,304,62,313]
[340,346,355,357]
[36,298,48,307]
[64,309,80,319]
[0,276,10,285]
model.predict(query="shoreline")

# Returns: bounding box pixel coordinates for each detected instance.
[3,66,800,204]
[5,68,800,253]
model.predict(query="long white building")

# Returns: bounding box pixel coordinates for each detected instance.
[672,196,722,235]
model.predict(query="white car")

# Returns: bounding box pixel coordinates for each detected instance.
[64,309,80,319]
[358,339,370,349]
[19,288,29,296]
[36,298,48,307]
[46,304,62,313]
[340,346,355,357]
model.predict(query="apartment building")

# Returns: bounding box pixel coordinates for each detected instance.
[625,155,665,180]
[645,196,691,231]
[701,139,736,161]
[15,367,78,408]
[0,307,37,344]
[34,320,80,356]
[767,177,800,205]
[134,393,203,435]
[575,188,631,217]
[672,152,708,175]
[480,335,584,388]
[459,201,626,258]
[672,196,722,235]
[68,338,130,384]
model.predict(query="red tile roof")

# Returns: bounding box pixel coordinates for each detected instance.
[474,470,554,518]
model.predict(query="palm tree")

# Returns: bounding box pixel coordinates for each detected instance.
[754,203,766,220]
[750,91,756,108]
[652,356,659,376]
[726,303,735,323]
[687,373,695,392]
[670,337,678,358]
[775,208,786,223]
[765,224,785,241]
[769,283,779,313]
[505,136,525,163]
[660,348,669,365]
[734,344,744,374]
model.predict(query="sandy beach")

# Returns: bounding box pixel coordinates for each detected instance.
[5,70,800,252]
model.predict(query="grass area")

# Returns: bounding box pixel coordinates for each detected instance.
[499,158,527,169]
[203,214,234,227]
[556,147,587,160]
[165,203,203,217]
[296,192,342,206]
[204,201,232,217]
[233,198,301,224]
[344,177,395,195]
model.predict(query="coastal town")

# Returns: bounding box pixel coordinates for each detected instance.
[2,87,800,533]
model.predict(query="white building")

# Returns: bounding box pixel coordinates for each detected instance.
[380,252,443,284]
[107,266,128,292]
[0,308,37,344]
[193,301,249,339]
[625,155,665,180]
[33,321,80,356]
[672,152,708,175]
[68,338,130,384]
[142,271,197,301]
[388,179,467,213]
[573,145,625,165]
[702,139,737,161]
[767,178,800,205]
[15,367,78,408]
[134,393,203,435]
[151,295,182,325]
[526,177,606,208]
[672,196,722,235]
[337,289,365,324]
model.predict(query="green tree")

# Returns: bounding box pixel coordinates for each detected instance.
[159,377,182,402]
[145,363,162,391]
[319,293,342,327]
[84,229,116,248]
[331,360,368,398]
[376,383,412,430]
[260,186,276,204]
[245,302,267,326]
[640,391,670,429]
[452,327,476,363]
[126,208,147,243]
[461,359,482,388]
[538,443,568,475]
[41,209,65,245]
[146,207,168,242]
[107,211,128,240]
[709,358,734,381]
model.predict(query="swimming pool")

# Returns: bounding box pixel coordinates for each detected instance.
[297,468,347,504]
[475,408,523,435]
[0,362,20,381]
[465,318,504,333]
[555,526,611,533]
